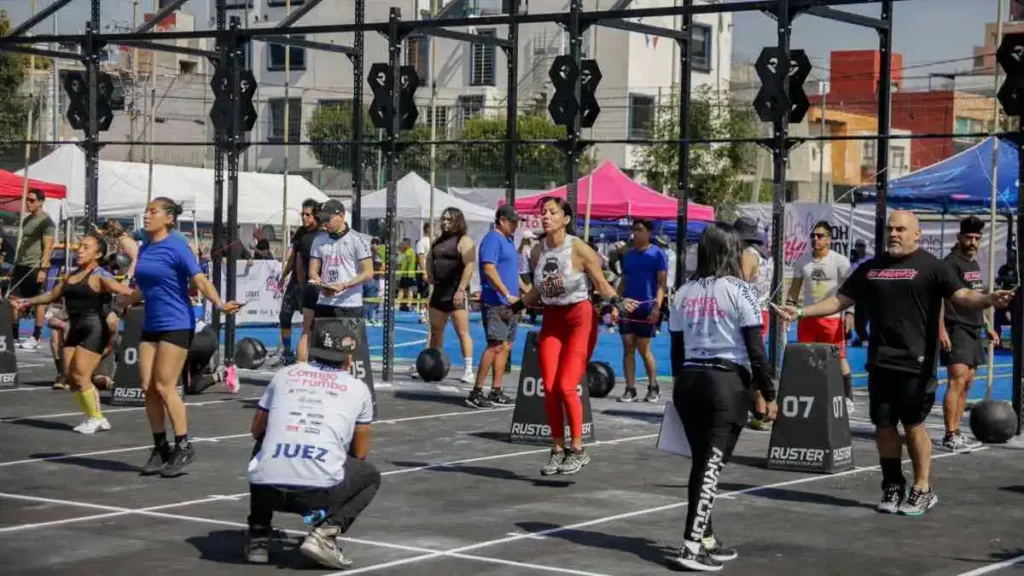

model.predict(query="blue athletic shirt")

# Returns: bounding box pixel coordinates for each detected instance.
[621,244,668,313]
[478,230,519,306]
[135,233,203,332]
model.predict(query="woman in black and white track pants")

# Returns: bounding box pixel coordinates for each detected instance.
[667,224,778,572]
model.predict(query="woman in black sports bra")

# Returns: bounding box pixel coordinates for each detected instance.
[12,233,134,435]
[424,207,477,384]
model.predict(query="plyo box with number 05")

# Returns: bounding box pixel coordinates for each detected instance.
[766,343,854,474]
[508,331,596,445]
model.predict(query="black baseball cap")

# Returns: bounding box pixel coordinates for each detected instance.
[309,319,360,365]
[733,217,762,244]
[496,204,520,223]
[318,199,346,221]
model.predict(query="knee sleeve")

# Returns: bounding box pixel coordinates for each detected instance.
[279,310,293,330]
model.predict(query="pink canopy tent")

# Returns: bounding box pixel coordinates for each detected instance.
[509,160,715,221]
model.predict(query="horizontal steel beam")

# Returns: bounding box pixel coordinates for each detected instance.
[0,45,82,61]
[118,40,217,60]
[418,28,513,48]
[261,35,356,56]
[802,5,888,29]
[0,0,918,45]
[136,0,192,34]
[5,0,75,38]
[594,18,687,41]
[276,0,327,29]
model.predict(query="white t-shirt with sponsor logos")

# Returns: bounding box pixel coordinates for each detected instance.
[248,362,373,488]
[669,276,762,370]
[792,250,851,319]
[311,230,372,308]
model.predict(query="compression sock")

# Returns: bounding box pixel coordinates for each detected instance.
[175,434,190,449]
[79,387,103,419]
[843,373,853,400]
[282,335,292,354]
[52,354,64,376]
[880,458,906,487]
[32,325,42,340]
[153,432,170,452]
[71,391,89,416]
[464,357,473,375]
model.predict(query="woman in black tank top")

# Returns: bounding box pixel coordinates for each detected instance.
[423,207,477,384]
[12,233,135,435]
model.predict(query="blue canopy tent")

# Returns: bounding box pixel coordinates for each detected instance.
[860,137,1019,214]
[580,218,709,243]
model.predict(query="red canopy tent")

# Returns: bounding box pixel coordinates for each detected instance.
[510,160,715,221]
[0,170,66,212]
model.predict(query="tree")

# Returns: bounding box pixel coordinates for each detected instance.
[0,10,35,168]
[631,85,762,209]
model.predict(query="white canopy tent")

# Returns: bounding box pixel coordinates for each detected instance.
[358,172,497,223]
[18,144,329,227]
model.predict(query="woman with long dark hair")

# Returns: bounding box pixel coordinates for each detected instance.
[118,197,241,477]
[424,207,477,384]
[12,233,134,434]
[512,197,638,475]
[667,224,777,571]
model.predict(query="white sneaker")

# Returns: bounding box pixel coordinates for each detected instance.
[408,365,420,380]
[19,337,39,350]
[460,371,475,385]
[75,417,111,435]
[72,418,91,433]
[845,397,856,416]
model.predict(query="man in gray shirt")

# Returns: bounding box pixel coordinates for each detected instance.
[245,320,379,568]
[10,188,55,350]
[309,200,374,319]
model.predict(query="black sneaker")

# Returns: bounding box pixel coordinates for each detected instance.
[876,483,905,514]
[618,387,638,403]
[465,388,493,409]
[159,442,196,478]
[488,389,513,405]
[140,447,171,476]
[899,486,938,516]
[644,384,661,403]
[669,543,724,572]
[702,536,738,562]
[245,531,271,564]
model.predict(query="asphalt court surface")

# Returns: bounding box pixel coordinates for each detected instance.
[2,358,1024,575]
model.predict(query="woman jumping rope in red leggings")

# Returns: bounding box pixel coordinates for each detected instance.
[512,197,638,475]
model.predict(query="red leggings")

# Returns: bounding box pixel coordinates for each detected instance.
[538,300,598,442]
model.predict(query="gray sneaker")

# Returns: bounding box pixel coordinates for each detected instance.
[557,447,591,475]
[958,431,983,449]
[244,532,270,564]
[876,483,905,514]
[618,387,638,403]
[644,384,661,403]
[299,525,352,569]
[941,432,966,452]
[899,487,938,516]
[541,448,564,476]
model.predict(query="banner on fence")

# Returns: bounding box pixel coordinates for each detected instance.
[210,260,303,326]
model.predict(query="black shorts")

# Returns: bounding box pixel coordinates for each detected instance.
[399,277,417,290]
[314,305,363,319]
[940,323,984,369]
[429,283,467,314]
[10,265,43,298]
[281,281,302,318]
[141,329,194,349]
[301,284,320,311]
[867,367,938,428]
[64,314,112,355]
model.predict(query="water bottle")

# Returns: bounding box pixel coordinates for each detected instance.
[303,509,326,526]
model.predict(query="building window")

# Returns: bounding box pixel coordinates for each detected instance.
[691,23,712,73]
[458,95,485,126]
[426,106,449,135]
[862,140,876,165]
[268,37,306,71]
[269,98,302,143]
[628,94,655,139]
[405,36,428,84]
[471,29,497,86]
[224,0,253,9]
[891,146,906,170]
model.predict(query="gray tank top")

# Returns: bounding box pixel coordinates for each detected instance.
[535,235,589,306]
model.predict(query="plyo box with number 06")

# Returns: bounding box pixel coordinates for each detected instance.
[766,343,854,474]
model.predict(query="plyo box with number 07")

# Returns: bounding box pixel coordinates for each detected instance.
[766,343,854,474]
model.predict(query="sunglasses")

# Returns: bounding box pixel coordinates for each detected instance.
[810,233,829,239]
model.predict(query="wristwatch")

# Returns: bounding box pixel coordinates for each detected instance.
[796,307,804,320]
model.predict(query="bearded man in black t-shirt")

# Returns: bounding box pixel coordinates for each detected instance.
[779,210,1014,517]
[938,217,999,452]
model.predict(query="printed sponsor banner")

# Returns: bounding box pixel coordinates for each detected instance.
[213,260,302,327]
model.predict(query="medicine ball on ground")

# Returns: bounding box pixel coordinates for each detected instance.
[587,361,615,398]
[235,337,268,370]
[416,348,450,382]
[970,400,1017,444]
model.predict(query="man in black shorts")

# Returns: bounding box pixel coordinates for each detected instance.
[780,210,1013,516]
[938,216,997,451]
[278,199,321,365]
[10,188,55,351]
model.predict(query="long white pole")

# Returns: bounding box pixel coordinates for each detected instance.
[428,0,438,246]
[986,0,1005,398]
[146,0,157,203]
[16,0,38,267]
[282,0,291,256]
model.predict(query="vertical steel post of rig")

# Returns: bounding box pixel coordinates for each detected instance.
[504,0,520,205]
[212,0,227,339]
[674,0,694,289]
[565,0,583,208]
[874,0,894,256]
[381,7,403,383]
[350,0,365,230]
[224,17,245,364]
[83,0,102,226]
[768,0,792,375]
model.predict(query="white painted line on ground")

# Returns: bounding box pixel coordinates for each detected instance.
[0,386,53,393]
[370,339,428,351]
[327,448,990,575]
[0,397,264,423]
[957,554,1024,575]
[436,385,460,393]
[0,407,515,468]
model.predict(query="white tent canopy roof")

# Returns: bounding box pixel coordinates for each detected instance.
[357,172,497,222]
[19,144,329,226]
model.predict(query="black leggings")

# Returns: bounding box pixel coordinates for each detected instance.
[674,366,748,545]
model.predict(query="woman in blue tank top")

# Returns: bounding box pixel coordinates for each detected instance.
[118,197,241,478]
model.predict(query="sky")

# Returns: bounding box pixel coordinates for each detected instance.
[0,0,1004,86]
